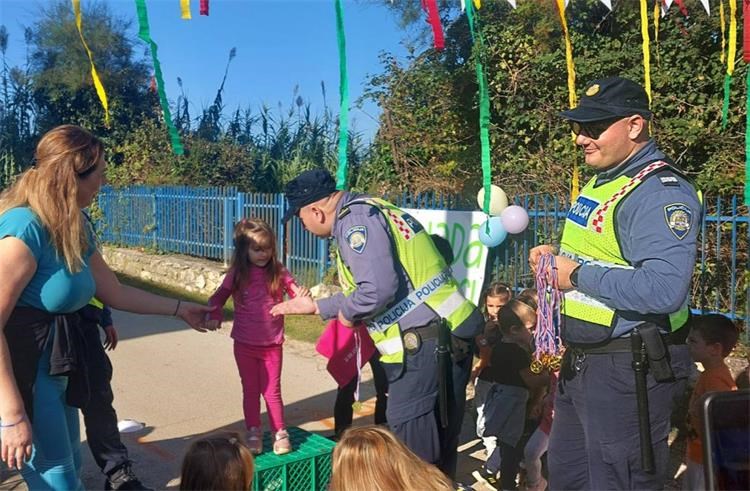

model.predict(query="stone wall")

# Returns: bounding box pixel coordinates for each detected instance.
[102,246,341,299]
[102,246,227,296]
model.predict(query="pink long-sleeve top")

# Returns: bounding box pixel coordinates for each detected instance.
[208,265,298,346]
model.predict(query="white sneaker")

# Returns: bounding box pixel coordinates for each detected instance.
[273,429,292,455]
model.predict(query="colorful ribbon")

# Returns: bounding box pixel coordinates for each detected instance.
[721,0,737,129]
[743,0,750,63]
[200,0,209,16]
[746,67,749,206]
[180,0,191,19]
[334,0,349,191]
[135,0,184,155]
[422,0,445,50]
[465,2,491,216]
[640,0,653,106]
[72,0,110,127]
[554,0,579,202]
[531,254,563,373]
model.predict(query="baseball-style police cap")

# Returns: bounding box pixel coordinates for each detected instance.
[560,76,653,122]
[282,169,337,223]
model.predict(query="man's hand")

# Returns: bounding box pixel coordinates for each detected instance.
[270,295,318,317]
[552,255,580,290]
[102,325,118,351]
[529,244,556,272]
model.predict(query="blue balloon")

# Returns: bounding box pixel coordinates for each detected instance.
[478,217,508,247]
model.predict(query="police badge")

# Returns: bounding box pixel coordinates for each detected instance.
[403,330,421,355]
[664,203,692,240]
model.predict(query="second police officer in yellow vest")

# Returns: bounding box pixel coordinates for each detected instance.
[530,77,701,490]
[271,170,483,479]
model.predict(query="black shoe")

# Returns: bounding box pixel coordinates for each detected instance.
[472,466,499,491]
[104,464,153,491]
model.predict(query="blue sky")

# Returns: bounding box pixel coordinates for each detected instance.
[0,0,414,139]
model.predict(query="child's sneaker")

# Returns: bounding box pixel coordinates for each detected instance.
[246,427,262,455]
[273,429,292,455]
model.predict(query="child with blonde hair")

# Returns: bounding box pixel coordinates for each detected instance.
[330,425,453,491]
[180,433,254,491]
[207,218,309,455]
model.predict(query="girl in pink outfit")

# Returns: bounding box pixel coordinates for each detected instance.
[207,218,308,456]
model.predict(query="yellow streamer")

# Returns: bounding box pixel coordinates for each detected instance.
[727,0,737,76]
[180,0,191,19]
[640,0,652,106]
[555,0,579,202]
[720,0,726,64]
[473,0,481,9]
[72,0,109,127]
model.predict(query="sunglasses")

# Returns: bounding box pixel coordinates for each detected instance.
[568,117,624,139]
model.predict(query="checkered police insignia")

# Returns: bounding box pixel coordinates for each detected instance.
[589,161,668,233]
[386,210,422,241]
[664,203,692,240]
[345,226,367,254]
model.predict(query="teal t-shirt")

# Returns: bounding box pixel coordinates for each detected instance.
[0,207,96,313]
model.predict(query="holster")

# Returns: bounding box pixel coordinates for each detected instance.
[450,335,472,364]
[640,323,674,382]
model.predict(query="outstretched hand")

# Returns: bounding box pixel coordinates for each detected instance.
[177,302,219,332]
[291,283,311,298]
[270,296,317,317]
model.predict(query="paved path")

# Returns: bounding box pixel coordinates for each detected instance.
[2,310,490,490]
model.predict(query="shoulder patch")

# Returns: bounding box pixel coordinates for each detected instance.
[664,203,693,240]
[345,225,367,254]
[658,175,680,186]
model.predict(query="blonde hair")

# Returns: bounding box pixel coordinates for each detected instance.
[179,433,254,491]
[230,218,282,294]
[0,125,103,272]
[330,426,453,491]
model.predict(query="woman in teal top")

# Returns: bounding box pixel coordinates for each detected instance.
[0,125,216,490]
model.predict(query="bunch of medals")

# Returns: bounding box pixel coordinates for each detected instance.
[531,253,563,374]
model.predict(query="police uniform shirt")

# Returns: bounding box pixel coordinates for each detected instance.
[316,192,438,330]
[571,140,701,340]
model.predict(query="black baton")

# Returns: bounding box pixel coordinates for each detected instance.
[631,328,655,473]
[437,319,451,429]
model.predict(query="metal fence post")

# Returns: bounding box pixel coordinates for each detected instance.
[277,193,286,265]
[223,197,234,267]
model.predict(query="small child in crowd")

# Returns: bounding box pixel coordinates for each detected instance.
[682,314,739,490]
[180,433,254,491]
[522,369,557,491]
[330,425,454,491]
[474,299,548,491]
[472,282,513,469]
[206,218,309,455]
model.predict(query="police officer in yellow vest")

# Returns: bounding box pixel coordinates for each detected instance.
[271,169,483,477]
[529,77,700,490]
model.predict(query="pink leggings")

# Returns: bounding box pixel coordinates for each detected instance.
[234,341,285,432]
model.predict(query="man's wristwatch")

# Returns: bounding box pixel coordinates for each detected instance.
[570,265,582,288]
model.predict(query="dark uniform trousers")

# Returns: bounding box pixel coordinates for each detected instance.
[79,317,130,475]
[383,336,473,481]
[548,344,691,490]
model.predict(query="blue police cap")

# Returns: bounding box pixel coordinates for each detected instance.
[560,76,652,122]
[282,169,337,223]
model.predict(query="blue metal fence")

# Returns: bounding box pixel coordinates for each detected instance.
[96,186,748,331]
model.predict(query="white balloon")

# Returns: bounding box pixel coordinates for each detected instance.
[476,185,509,216]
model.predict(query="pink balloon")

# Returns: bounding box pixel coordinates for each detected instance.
[500,205,529,234]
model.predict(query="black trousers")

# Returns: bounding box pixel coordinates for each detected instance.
[80,319,130,476]
[333,353,388,437]
[437,342,474,480]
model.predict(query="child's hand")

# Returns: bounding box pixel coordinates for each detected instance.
[102,325,118,351]
[204,319,221,331]
[292,284,311,298]
[470,364,482,384]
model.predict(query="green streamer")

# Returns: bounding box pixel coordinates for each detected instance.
[722,73,732,130]
[135,0,184,156]
[745,68,749,206]
[334,0,349,190]
[466,3,492,216]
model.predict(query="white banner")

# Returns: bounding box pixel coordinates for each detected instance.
[403,208,489,305]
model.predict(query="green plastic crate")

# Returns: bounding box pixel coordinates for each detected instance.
[252,426,336,491]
